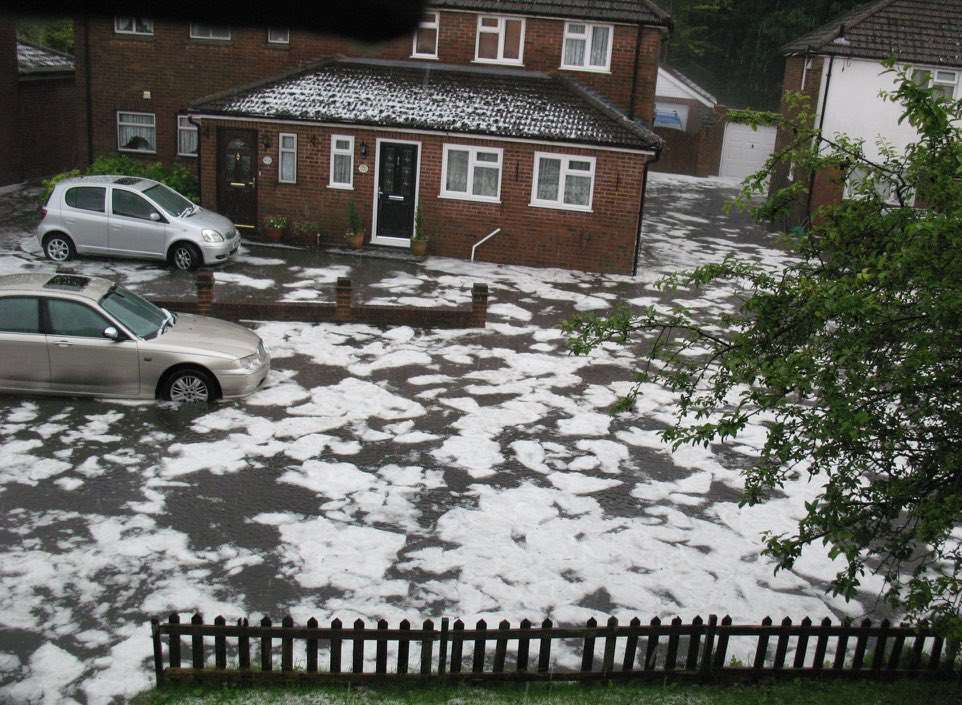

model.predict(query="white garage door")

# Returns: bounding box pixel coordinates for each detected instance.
[719,122,777,179]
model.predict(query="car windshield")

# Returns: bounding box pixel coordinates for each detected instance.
[100,286,171,339]
[144,183,194,217]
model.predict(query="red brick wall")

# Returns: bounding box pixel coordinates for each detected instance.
[0,14,20,184]
[650,101,727,178]
[197,118,648,274]
[17,76,84,180]
[81,14,662,169]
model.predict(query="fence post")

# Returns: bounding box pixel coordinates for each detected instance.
[794,617,811,669]
[602,617,617,676]
[852,619,872,670]
[753,616,773,669]
[450,619,464,674]
[665,617,681,671]
[493,620,509,673]
[420,619,434,675]
[238,618,250,671]
[886,622,906,671]
[686,616,703,671]
[214,615,226,670]
[306,617,318,673]
[151,618,164,687]
[281,616,294,672]
[438,617,449,675]
[833,618,851,670]
[376,619,389,674]
[260,616,272,672]
[773,617,791,669]
[331,618,343,673]
[397,619,410,675]
[873,619,890,672]
[701,615,718,676]
[581,617,598,673]
[712,616,732,670]
[352,619,365,673]
[644,617,661,671]
[191,613,204,670]
[472,619,487,673]
[623,617,640,672]
[195,270,214,316]
[518,618,532,673]
[168,613,181,669]
[471,283,488,328]
[538,619,552,674]
[812,618,830,670]
[909,621,927,671]
[335,278,353,322]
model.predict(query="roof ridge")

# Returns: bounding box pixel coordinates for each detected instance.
[782,0,902,55]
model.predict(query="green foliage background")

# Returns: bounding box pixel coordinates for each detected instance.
[41,155,200,203]
[16,16,73,54]
[655,1,869,109]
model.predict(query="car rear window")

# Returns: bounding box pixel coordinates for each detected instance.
[64,186,106,213]
[0,297,41,334]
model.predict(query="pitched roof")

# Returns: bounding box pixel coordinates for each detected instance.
[190,58,662,152]
[782,0,962,67]
[656,65,717,107]
[431,0,671,26]
[16,41,74,76]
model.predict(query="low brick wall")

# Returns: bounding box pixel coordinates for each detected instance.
[152,273,487,329]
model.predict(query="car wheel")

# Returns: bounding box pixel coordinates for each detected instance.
[170,243,202,271]
[43,234,75,263]
[162,368,217,403]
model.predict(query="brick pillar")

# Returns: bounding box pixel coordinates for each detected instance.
[335,277,353,322]
[471,283,488,328]
[195,270,214,316]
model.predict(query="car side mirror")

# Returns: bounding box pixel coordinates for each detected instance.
[149,212,161,222]
[103,326,121,341]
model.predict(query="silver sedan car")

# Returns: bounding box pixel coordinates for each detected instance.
[0,273,270,402]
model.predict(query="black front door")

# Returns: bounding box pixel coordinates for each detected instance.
[217,128,257,229]
[376,142,418,241]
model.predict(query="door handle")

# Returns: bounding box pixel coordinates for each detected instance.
[387,195,404,201]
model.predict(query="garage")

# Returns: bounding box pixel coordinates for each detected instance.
[719,122,777,179]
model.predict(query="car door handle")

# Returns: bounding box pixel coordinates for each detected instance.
[53,339,72,348]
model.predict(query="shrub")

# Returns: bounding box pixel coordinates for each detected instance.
[346,201,362,235]
[41,155,200,204]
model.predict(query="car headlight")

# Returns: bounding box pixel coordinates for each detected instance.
[202,229,225,243]
[238,354,260,372]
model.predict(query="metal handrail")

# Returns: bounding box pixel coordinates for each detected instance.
[470,228,502,262]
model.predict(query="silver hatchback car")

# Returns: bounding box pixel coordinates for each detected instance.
[38,175,240,270]
[0,273,270,402]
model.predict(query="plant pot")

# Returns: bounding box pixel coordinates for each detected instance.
[350,231,365,250]
[265,225,284,242]
[411,239,428,257]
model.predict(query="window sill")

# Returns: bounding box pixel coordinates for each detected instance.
[266,42,291,49]
[112,33,154,40]
[118,148,157,155]
[529,201,592,213]
[177,153,198,159]
[278,180,297,185]
[559,64,612,75]
[188,38,233,46]
[327,184,354,191]
[472,58,524,67]
[439,193,501,205]
[410,53,439,60]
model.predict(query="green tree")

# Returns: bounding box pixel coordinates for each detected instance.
[16,17,73,54]
[565,63,962,635]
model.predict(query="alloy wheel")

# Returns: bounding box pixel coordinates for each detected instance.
[173,247,194,271]
[46,238,70,262]
[168,374,210,402]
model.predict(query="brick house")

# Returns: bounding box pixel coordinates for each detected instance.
[772,0,962,220]
[74,2,673,273]
[0,19,83,185]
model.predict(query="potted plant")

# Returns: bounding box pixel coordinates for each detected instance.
[295,221,324,248]
[345,202,364,250]
[264,215,288,242]
[411,206,428,257]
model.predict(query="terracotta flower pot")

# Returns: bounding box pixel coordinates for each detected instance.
[411,239,428,257]
[265,224,284,242]
[349,231,365,250]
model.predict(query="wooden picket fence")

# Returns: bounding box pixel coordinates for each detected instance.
[151,613,961,687]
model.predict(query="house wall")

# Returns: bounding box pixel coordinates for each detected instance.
[78,13,662,169]
[196,118,649,274]
[17,75,84,180]
[650,100,726,177]
[0,15,20,185]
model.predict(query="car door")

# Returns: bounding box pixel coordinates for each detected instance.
[108,187,168,257]
[61,186,109,252]
[43,297,141,397]
[0,296,50,391]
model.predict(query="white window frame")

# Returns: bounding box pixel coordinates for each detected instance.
[912,66,959,99]
[116,111,156,154]
[114,17,154,36]
[439,145,503,203]
[329,135,355,190]
[530,152,596,212]
[278,132,297,184]
[560,21,613,73]
[177,116,198,157]
[653,102,690,131]
[474,15,525,65]
[411,12,439,59]
[189,24,232,41]
[267,28,290,45]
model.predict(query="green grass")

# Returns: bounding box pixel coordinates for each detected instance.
[132,679,962,705]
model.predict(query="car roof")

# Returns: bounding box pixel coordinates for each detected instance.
[0,273,116,301]
[57,174,159,191]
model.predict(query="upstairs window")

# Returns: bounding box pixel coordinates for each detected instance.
[475,16,524,65]
[189,24,231,41]
[531,153,595,212]
[267,28,290,45]
[561,22,612,72]
[912,67,958,100]
[117,111,156,153]
[412,12,439,58]
[114,17,154,36]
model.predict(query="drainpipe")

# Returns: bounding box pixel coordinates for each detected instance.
[805,53,835,219]
[632,148,661,277]
[83,16,93,166]
[627,25,644,119]
[187,114,203,203]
